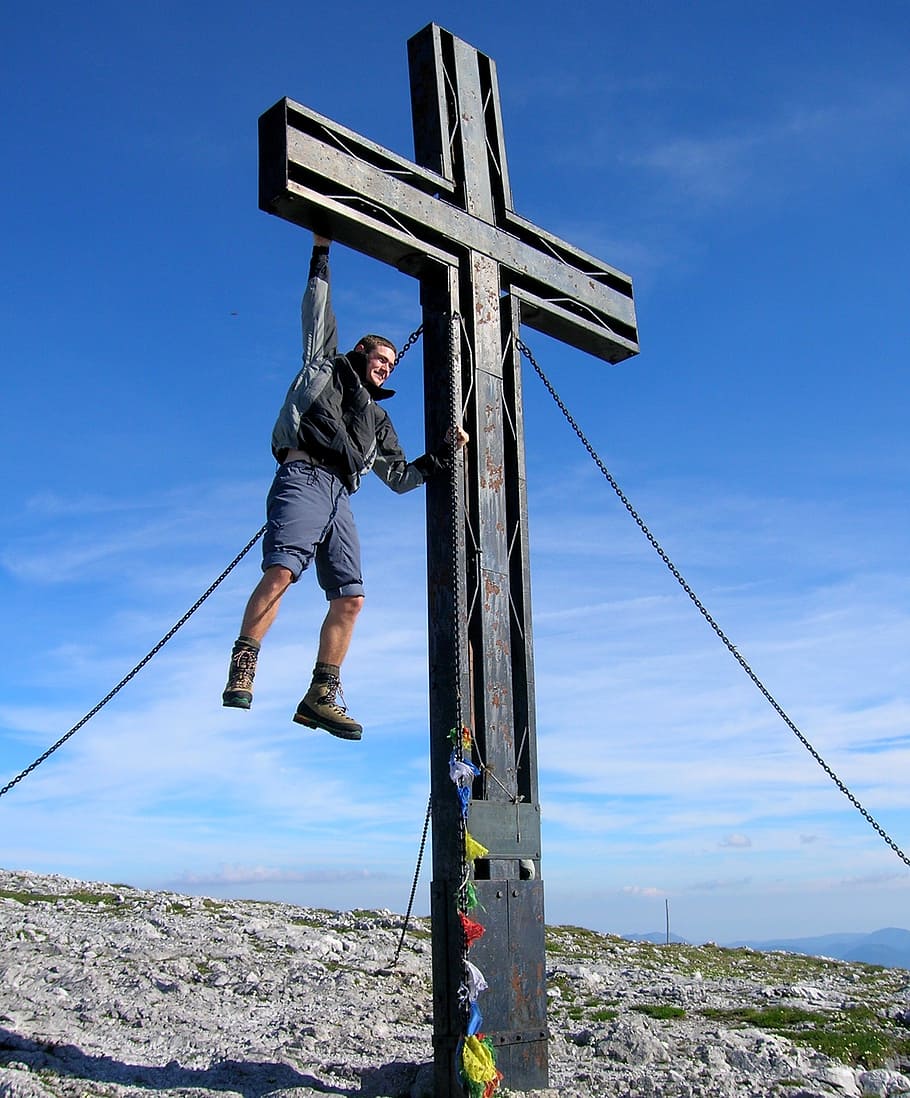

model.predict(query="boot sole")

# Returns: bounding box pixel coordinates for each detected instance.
[223,691,252,709]
[292,710,362,741]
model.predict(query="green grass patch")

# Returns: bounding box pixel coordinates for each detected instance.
[548,974,580,1003]
[546,925,613,956]
[631,1004,686,1020]
[590,1008,619,1023]
[703,1006,825,1028]
[701,1004,910,1069]
[405,927,432,941]
[0,888,124,907]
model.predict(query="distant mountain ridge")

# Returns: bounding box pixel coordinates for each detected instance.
[622,927,910,970]
[729,928,910,971]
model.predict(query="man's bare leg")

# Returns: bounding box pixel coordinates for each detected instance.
[239,566,295,643]
[316,595,364,664]
[223,566,294,709]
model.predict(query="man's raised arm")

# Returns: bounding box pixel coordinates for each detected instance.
[300,233,338,367]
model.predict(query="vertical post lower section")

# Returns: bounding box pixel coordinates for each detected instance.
[469,880,548,1088]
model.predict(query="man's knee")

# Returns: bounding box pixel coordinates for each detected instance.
[253,565,294,605]
[262,565,294,591]
[331,594,364,621]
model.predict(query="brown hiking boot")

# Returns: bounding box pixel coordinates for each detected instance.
[293,672,362,740]
[222,638,260,709]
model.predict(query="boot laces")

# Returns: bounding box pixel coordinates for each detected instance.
[229,645,258,690]
[321,676,348,714]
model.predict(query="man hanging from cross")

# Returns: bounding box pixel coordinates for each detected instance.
[222,234,469,740]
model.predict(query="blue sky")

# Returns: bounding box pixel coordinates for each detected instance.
[2,1,909,943]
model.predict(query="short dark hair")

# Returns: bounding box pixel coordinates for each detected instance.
[356,333,397,359]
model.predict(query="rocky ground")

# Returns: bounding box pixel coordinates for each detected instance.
[2,868,910,1098]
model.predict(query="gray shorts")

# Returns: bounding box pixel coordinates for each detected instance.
[262,461,364,600]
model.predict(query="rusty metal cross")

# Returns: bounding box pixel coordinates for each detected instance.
[259,22,638,1094]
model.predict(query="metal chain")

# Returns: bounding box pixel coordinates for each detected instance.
[449,311,467,757]
[3,323,423,804]
[394,324,423,367]
[517,338,910,870]
[390,794,432,966]
[390,312,466,965]
[448,310,474,1045]
[0,524,268,800]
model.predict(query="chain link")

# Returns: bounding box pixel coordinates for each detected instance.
[391,794,432,966]
[0,524,268,800]
[517,338,910,870]
[394,324,423,367]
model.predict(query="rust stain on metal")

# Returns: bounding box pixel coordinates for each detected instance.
[489,690,510,710]
[483,573,502,614]
[487,680,509,709]
[485,450,504,491]
[476,287,498,323]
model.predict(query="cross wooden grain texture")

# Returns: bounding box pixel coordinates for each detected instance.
[258,23,638,1095]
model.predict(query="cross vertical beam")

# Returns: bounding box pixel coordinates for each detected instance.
[410,32,550,1088]
[258,22,638,1095]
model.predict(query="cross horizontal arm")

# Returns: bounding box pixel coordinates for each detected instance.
[259,98,639,363]
[260,99,459,273]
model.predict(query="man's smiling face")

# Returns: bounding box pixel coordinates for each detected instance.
[361,344,395,387]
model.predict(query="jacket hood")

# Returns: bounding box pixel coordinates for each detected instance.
[347,349,396,400]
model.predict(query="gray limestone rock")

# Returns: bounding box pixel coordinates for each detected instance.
[2,869,910,1098]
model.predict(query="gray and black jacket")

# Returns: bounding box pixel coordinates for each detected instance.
[270,247,446,494]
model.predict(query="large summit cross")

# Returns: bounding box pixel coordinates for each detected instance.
[259,23,638,1095]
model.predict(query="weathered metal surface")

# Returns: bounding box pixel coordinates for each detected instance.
[410,28,545,1084]
[264,117,638,354]
[470,880,548,1088]
[407,24,454,182]
[467,801,541,859]
[503,295,541,811]
[259,23,639,1094]
[259,49,639,365]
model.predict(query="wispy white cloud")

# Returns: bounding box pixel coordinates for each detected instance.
[619,77,910,211]
[687,878,752,894]
[719,834,752,849]
[2,425,907,941]
[621,884,665,898]
[833,872,910,891]
[173,864,393,887]
[3,479,265,585]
